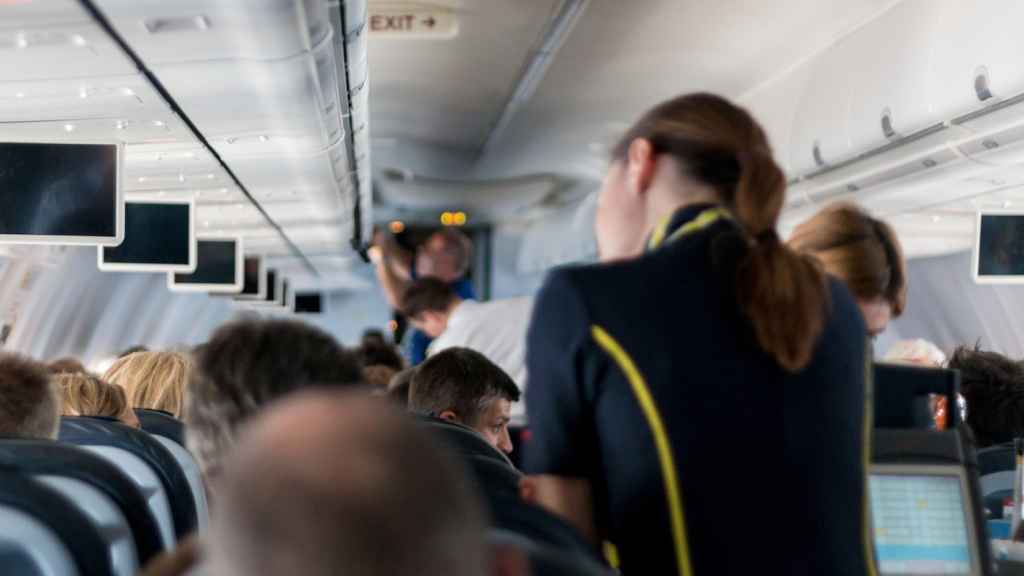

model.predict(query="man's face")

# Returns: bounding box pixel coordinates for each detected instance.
[410,311,448,339]
[415,234,460,282]
[471,398,513,454]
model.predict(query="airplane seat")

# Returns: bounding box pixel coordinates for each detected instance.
[415,414,516,468]
[872,428,994,575]
[977,442,1016,519]
[133,410,209,532]
[486,493,600,565]
[134,409,186,447]
[465,454,522,500]
[59,417,197,543]
[0,469,112,575]
[0,440,166,568]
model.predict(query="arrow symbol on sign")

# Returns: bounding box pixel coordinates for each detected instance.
[423,16,436,28]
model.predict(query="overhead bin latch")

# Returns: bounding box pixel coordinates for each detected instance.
[881,108,899,140]
[812,140,826,168]
[975,66,995,103]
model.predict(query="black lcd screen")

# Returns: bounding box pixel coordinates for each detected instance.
[977,214,1024,276]
[0,142,118,237]
[294,292,323,313]
[263,269,278,303]
[281,279,290,309]
[173,240,237,285]
[103,202,190,265]
[240,256,261,296]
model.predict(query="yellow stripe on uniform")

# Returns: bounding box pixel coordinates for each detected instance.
[648,206,733,250]
[591,325,693,576]
[863,340,879,576]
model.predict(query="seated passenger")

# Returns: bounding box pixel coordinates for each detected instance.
[104,351,192,418]
[788,202,907,336]
[184,319,362,486]
[363,364,398,391]
[401,278,532,425]
[357,329,406,371]
[57,372,140,428]
[371,227,476,364]
[48,356,86,375]
[0,352,61,439]
[387,367,416,407]
[524,93,872,574]
[885,339,952,429]
[947,345,1024,448]
[409,347,520,454]
[207,390,488,576]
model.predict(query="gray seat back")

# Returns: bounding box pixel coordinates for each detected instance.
[80,446,175,548]
[36,476,137,576]
[0,505,79,576]
[150,436,209,532]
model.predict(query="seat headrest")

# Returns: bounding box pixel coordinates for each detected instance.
[134,409,186,447]
[0,468,111,575]
[59,417,198,539]
[0,439,165,564]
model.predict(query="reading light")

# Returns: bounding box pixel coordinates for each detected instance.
[389,221,405,234]
[152,120,165,127]
[70,35,86,47]
[63,123,75,133]
[121,88,135,97]
[453,212,467,226]
[115,120,127,130]
[78,88,88,99]
[440,212,454,226]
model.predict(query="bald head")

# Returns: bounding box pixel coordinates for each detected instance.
[210,391,488,576]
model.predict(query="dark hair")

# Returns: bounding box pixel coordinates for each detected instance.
[612,93,829,371]
[409,348,519,426]
[0,353,59,439]
[789,203,907,315]
[361,330,387,348]
[48,357,86,375]
[948,345,1024,448]
[118,345,150,359]
[357,341,405,372]
[387,367,417,407]
[400,278,459,320]
[184,319,363,477]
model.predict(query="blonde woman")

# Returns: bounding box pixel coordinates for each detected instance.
[104,351,192,418]
[57,372,140,428]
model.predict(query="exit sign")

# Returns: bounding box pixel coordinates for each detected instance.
[368,3,458,39]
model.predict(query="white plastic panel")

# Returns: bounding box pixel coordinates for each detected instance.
[150,39,341,157]
[0,75,166,122]
[0,23,134,81]
[0,0,88,29]
[845,0,945,151]
[741,63,812,177]
[232,150,345,204]
[928,0,1024,119]
[37,476,137,576]
[0,118,189,145]
[94,0,329,63]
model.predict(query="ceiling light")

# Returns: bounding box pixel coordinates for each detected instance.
[63,123,75,133]
[157,191,166,197]
[178,173,186,183]
[206,174,215,180]
[115,120,127,130]
[219,188,228,194]
[14,92,24,99]
[203,221,210,228]
[152,120,165,127]
[121,88,135,97]
[138,177,147,183]
[14,35,27,50]
[183,152,195,159]
[258,135,269,142]
[78,88,88,99]
[1005,201,1014,208]
[932,215,942,223]
[70,35,87,47]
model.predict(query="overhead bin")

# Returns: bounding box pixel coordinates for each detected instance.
[0,74,166,123]
[845,0,944,153]
[927,0,1024,121]
[787,46,857,176]
[94,0,330,63]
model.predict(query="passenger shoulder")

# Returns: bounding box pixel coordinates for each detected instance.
[825,276,867,335]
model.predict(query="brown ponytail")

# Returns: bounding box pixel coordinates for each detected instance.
[612,93,829,371]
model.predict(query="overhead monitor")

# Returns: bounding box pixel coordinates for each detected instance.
[98,199,195,272]
[0,141,123,245]
[232,256,266,300]
[280,278,292,312]
[167,237,243,293]
[294,292,324,314]
[874,363,960,429]
[245,268,283,307]
[975,211,1024,283]
[870,464,981,575]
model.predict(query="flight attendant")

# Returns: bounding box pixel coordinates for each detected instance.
[523,94,875,575]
